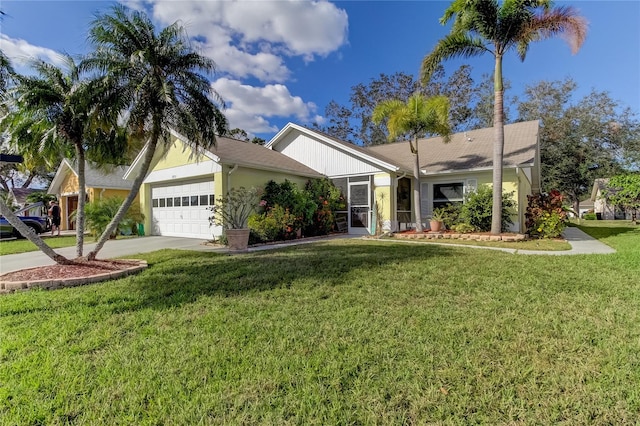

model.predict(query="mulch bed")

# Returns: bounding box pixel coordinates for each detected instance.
[0,259,142,283]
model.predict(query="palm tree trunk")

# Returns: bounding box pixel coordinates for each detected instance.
[0,199,71,264]
[491,54,505,235]
[75,144,86,257]
[412,135,423,232]
[86,136,159,261]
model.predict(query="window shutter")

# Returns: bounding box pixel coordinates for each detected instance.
[420,182,429,218]
[465,179,477,195]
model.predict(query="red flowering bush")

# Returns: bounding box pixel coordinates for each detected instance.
[526,190,569,238]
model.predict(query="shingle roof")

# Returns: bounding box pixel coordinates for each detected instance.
[208,136,323,177]
[365,120,540,174]
[66,160,133,190]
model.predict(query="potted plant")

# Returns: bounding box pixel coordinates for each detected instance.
[429,207,446,232]
[208,187,260,252]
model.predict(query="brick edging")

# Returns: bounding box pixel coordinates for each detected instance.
[393,232,528,242]
[0,260,148,295]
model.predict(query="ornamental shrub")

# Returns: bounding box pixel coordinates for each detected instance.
[459,186,515,232]
[583,213,597,220]
[303,178,346,236]
[72,196,144,238]
[525,190,569,238]
[248,205,298,242]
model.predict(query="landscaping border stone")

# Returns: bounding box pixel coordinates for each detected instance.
[0,260,148,295]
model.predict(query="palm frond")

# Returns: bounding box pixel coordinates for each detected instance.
[421,33,490,84]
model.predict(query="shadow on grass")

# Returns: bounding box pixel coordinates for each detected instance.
[113,240,458,312]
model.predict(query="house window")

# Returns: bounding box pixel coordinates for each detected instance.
[159,198,166,208]
[200,195,209,206]
[174,197,181,207]
[433,183,464,209]
[152,199,158,208]
[166,198,173,207]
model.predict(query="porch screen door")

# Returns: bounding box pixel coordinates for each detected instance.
[348,181,370,234]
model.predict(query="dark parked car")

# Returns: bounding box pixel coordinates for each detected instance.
[0,202,51,239]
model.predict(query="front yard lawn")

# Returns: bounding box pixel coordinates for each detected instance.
[0,235,96,256]
[1,222,639,424]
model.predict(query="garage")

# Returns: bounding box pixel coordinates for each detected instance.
[150,179,216,239]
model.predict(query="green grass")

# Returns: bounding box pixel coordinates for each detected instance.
[0,235,109,256]
[388,235,571,251]
[1,221,640,424]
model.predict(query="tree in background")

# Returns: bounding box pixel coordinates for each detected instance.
[517,78,636,213]
[372,94,451,231]
[315,66,484,146]
[227,128,266,145]
[83,5,227,260]
[421,0,587,234]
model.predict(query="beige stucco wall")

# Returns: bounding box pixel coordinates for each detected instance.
[153,139,210,171]
[227,166,310,191]
[418,168,527,232]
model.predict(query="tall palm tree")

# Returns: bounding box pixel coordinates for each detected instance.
[372,94,451,232]
[2,55,111,258]
[83,5,227,260]
[421,0,587,234]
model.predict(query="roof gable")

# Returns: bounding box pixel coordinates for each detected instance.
[49,159,133,194]
[267,123,401,175]
[125,132,322,181]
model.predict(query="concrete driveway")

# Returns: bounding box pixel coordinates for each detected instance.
[0,236,215,274]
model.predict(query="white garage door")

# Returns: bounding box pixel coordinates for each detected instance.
[151,179,216,239]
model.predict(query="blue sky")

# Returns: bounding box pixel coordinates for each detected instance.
[1,1,638,141]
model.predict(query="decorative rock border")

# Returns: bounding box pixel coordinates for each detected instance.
[0,260,148,295]
[393,232,528,242]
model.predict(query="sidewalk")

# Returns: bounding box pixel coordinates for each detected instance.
[370,226,616,256]
[0,227,614,275]
[0,234,357,274]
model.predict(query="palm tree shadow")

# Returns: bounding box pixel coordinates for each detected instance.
[116,240,457,312]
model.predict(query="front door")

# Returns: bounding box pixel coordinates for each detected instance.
[348,181,371,235]
[67,196,78,230]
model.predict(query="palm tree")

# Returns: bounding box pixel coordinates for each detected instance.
[0,49,13,94]
[1,55,118,258]
[421,0,587,234]
[82,5,227,260]
[372,94,451,232]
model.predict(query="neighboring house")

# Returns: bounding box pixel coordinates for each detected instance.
[48,159,133,230]
[591,178,628,220]
[124,132,322,239]
[266,120,541,234]
[576,198,595,218]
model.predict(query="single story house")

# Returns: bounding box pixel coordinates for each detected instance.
[123,120,540,238]
[48,159,133,230]
[266,120,540,234]
[591,178,629,220]
[124,131,322,239]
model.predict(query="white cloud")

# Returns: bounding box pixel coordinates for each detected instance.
[0,34,66,67]
[135,0,348,83]
[213,78,320,133]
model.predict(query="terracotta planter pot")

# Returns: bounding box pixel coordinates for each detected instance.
[226,228,250,252]
[429,220,443,232]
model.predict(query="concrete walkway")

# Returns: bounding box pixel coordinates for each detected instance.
[370,226,616,256]
[0,234,357,274]
[0,227,614,275]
